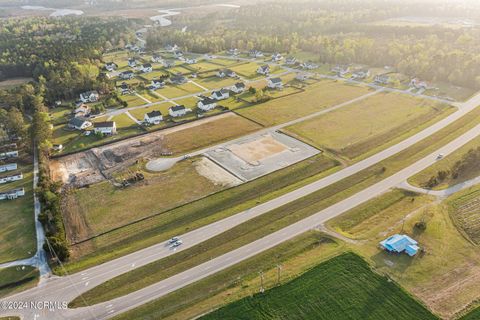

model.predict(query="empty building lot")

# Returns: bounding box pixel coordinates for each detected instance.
[206,131,320,181]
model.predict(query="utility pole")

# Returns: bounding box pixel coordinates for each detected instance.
[276,264,282,285]
[259,271,265,293]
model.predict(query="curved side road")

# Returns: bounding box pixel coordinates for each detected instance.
[1,93,480,320]
[398,176,480,198]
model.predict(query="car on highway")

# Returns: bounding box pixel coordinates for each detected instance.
[170,240,183,248]
[167,237,180,244]
[436,153,444,160]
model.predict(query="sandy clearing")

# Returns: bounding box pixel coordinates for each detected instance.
[195,157,242,188]
[229,134,288,164]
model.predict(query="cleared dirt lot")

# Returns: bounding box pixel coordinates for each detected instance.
[206,131,320,181]
[50,113,261,187]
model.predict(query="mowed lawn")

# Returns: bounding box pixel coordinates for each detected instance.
[118,93,147,108]
[156,82,203,99]
[284,92,453,159]
[237,79,371,126]
[0,164,36,263]
[201,253,437,320]
[71,158,226,236]
[0,265,38,298]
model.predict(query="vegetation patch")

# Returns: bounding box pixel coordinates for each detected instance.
[0,266,39,298]
[448,186,480,245]
[201,253,436,320]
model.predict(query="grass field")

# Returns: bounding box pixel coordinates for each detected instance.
[129,104,170,121]
[460,307,480,320]
[409,135,480,190]
[68,157,227,239]
[201,253,436,320]
[159,114,261,154]
[195,76,238,90]
[285,92,453,160]
[157,82,203,99]
[236,79,372,126]
[327,189,434,239]
[118,93,146,108]
[104,232,344,320]
[0,266,38,298]
[110,113,137,128]
[0,163,36,264]
[230,62,264,79]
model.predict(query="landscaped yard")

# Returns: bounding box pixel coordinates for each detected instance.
[0,163,36,264]
[237,79,372,126]
[118,93,147,108]
[284,91,454,159]
[201,253,436,320]
[195,76,238,90]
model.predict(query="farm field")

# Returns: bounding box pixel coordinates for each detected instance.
[201,253,436,320]
[236,79,372,126]
[327,186,480,319]
[0,163,36,264]
[157,82,203,99]
[284,92,454,160]
[448,185,480,245]
[66,157,228,241]
[0,265,38,298]
[409,135,480,190]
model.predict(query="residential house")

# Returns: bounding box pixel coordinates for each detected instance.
[249,50,264,58]
[210,88,230,100]
[68,117,92,131]
[144,110,163,125]
[185,58,197,64]
[149,79,165,90]
[74,104,91,118]
[271,53,283,62]
[230,82,246,93]
[151,54,163,63]
[173,50,184,59]
[0,188,25,200]
[170,74,188,85]
[119,70,135,80]
[227,48,239,56]
[380,234,419,257]
[332,65,350,77]
[0,173,23,185]
[52,144,63,152]
[300,62,318,70]
[197,97,217,111]
[0,163,17,173]
[120,82,131,95]
[216,69,237,78]
[105,62,118,72]
[295,73,310,81]
[140,63,153,73]
[410,78,428,90]
[163,60,176,68]
[0,150,18,160]
[267,78,283,89]
[351,69,370,80]
[93,121,117,135]
[285,56,297,65]
[128,58,137,68]
[165,44,179,52]
[169,105,190,117]
[374,74,390,85]
[257,65,270,75]
[79,91,99,103]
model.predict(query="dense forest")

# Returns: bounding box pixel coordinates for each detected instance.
[0,17,135,103]
[147,0,480,89]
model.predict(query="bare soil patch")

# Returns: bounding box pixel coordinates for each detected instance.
[228,134,287,164]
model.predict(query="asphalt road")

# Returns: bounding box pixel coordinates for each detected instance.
[1,92,480,320]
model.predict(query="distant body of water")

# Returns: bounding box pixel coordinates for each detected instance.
[21,5,84,17]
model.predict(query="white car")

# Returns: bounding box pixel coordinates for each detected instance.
[170,240,183,248]
[436,153,444,160]
[167,237,180,244]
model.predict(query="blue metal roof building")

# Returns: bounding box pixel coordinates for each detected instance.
[380,234,419,256]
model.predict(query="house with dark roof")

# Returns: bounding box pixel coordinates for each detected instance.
[230,82,246,93]
[128,58,137,68]
[163,60,176,68]
[249,49,264,58]
[285,56,297,65]
[144,110,163,124]
[0,150,18,161]
[271,53,283,62]
[374,74,390,85]
[119,70,135,80]
[150,79,165,90]
[0,172,23,185]
[0,188,25,200]
[228,48,239,56]
[197,97,217,111]
[267,77,283,89]
[210,88,230,100]
[170,75,188,85]
[257,65,270,75]
[79,91,99,103]
[351,69,370,80]
[140,63,153,73]
[74,104,91,118]
[151,54,163,63]
[68,117,92,131]
[105,62,118,72]
[300,62,318,70]
[216,69,237,78]
[169,105,191,117]
[93,121,116,135]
